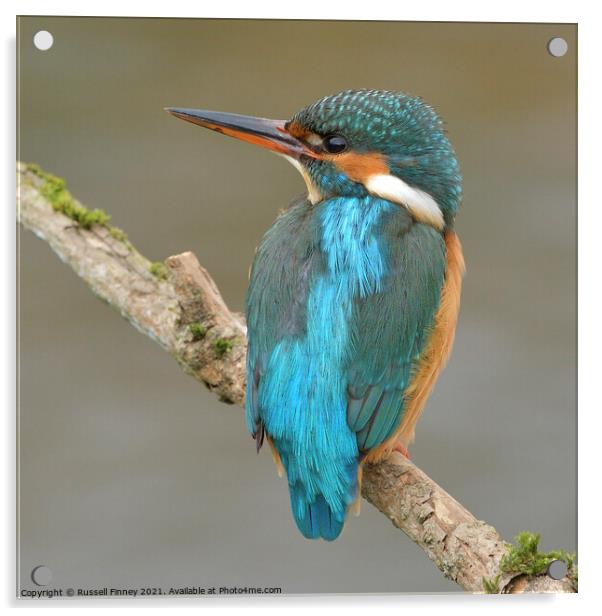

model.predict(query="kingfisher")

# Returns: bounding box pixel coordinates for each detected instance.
[167,89,464,541]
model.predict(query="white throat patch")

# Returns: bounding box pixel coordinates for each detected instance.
[365,173,444,230]
[281,155,323,205]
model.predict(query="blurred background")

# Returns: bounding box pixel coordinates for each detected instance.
[17,18,576,595]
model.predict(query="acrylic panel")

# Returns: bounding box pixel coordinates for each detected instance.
[17,17,577,597]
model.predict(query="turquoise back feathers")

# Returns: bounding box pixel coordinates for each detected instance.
[246,195,446,540]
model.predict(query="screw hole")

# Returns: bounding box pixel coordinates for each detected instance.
[547,37,568,58]
[31,565,52,586]
[547,559,568,580]
[33,31,54,51]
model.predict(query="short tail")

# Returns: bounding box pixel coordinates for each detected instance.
[287,462,358,541]
[290,490,345,541]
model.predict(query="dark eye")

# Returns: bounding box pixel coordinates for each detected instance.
[323,134,348,154]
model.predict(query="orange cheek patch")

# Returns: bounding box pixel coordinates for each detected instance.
[285,120,310,140]
[330,151,389,184]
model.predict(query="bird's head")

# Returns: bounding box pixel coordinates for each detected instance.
[167,89,461,230]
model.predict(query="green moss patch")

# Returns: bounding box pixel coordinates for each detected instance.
[26,163,135,249]
[482,531,577,593]
[149,261,169,280]
[500,532,575,578]
[109,226,130,245]
[213,338,234,358]
[28,163,111,229]
[188,322,207,341]
[482,574,501,594]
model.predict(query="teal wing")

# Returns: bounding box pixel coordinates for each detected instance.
[346,221,447,453]
[245,197,321,445]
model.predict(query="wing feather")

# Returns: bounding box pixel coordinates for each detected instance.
[345,222,447,455]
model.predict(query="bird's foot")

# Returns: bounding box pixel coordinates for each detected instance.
[391,440,411,460]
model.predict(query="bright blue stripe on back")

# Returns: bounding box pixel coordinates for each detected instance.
[250,196,395,538]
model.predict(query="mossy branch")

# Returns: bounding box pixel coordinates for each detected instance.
[17,162,576,594]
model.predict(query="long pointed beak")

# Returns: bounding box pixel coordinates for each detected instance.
[165,107,316,159]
